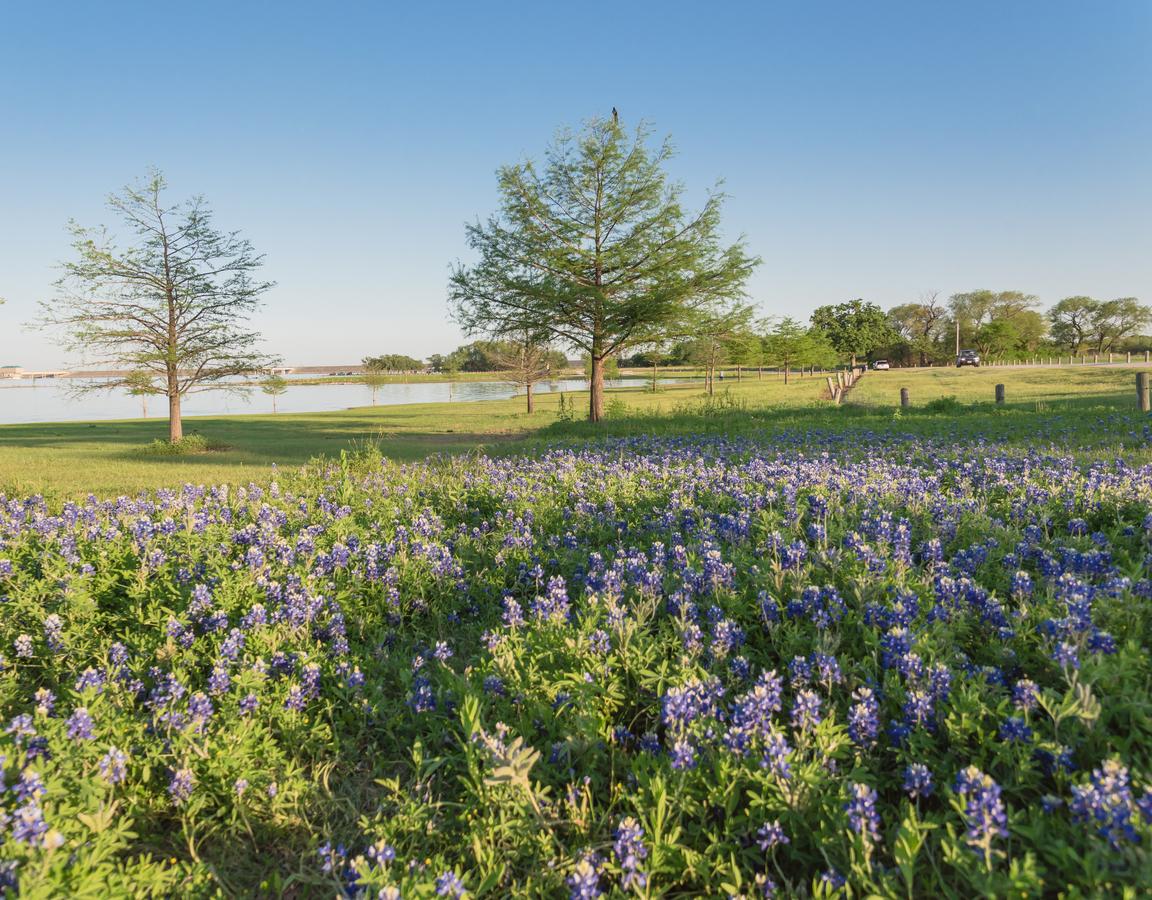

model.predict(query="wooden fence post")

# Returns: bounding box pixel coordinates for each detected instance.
[900,387,909,408]
[995,384,1005,405]
[1138,372,1150,413]
[826,376,836,398]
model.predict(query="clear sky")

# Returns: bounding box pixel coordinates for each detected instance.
[1,0,1149,368]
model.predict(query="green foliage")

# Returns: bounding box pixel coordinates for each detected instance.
[38,170,278,441]
[922,395,965,413]
[362,354,425,372]
[138,433,227,455]
[810,298,896,365]
[449,112,759,420]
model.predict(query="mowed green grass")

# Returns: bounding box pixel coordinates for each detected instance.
[0,374,824,498]
[4,366,1150,500]
[849,363,1150,407]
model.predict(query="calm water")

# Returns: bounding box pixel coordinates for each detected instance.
[0,376,692,424]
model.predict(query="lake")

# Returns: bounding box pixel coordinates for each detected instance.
[0,376,695,424]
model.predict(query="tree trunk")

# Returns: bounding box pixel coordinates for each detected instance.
[651,362,658,393]
[784,365,789,385]
[589,355,605,422]
[757,366,762,380]
[526,383,534,413]
[168,390,183,442]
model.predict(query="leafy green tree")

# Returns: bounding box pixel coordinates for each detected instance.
[810,299,895,368]
[947,290,1040,349]
[362,354,424,372]
[1011,310,1047,353]
[38,170,277,442]
[449,114,759,421]
[261,374,288,413]
[124,370,156,418]
[973,319,1020,358]
[1048,297,1098,353]
[762,317,820,384]
[1090,298,1150,353]
[362,371,390,405]
[888,292,948,366]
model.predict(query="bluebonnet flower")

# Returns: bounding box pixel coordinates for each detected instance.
[1070,760,1140,848]
[408,676,435,713]
[1053,642,1080,670]
[788,655,812,688]
[847,686,879,748]
[1010,571,1033,599]
[567,854,602,899]
[756,820,788,850]
[11,801,61,848]
[999,716,1033,744]
[316,841,346,876]
[43,614,64,651]
[670,739,696,771]
[760,730,792,780]
[168,767,195,804]
[903,763,934,799]
[612,817,647,891]
[208,665,231,695]
[1012,679,1039,711]
[954,766,1008,860]
[100,746,128,784]
[66,707,95,741]
[820,868,846,890]
[501,596,524,629]
[13,634,33,657]
[34,688,55,717]
[366,840,397,866]
[845,782,881,841]
[790,689,822,733]
[284,684,307,711]
[902,688,935,731]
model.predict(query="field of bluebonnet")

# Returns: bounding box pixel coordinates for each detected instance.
[3,408,1152,897]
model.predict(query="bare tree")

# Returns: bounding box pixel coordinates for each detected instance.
[37,170,277,442]
[489,332,557,413]
[688,304,756,395]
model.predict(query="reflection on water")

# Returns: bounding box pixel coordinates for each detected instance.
[0,376,695,425]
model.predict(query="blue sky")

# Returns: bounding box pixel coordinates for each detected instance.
[1,0,1149,367]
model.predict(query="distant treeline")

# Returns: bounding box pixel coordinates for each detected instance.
[365,291,1151,376]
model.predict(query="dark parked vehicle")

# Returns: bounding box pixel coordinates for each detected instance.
[956,350,981,367]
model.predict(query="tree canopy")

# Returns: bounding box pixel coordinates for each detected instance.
[38,170,276,441]
[810,299,895,367]
[449,114,758,421]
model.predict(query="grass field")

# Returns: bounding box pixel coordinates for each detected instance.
[848,364,1149,408]
[0,375,825,498]
[1,366,1149,499]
